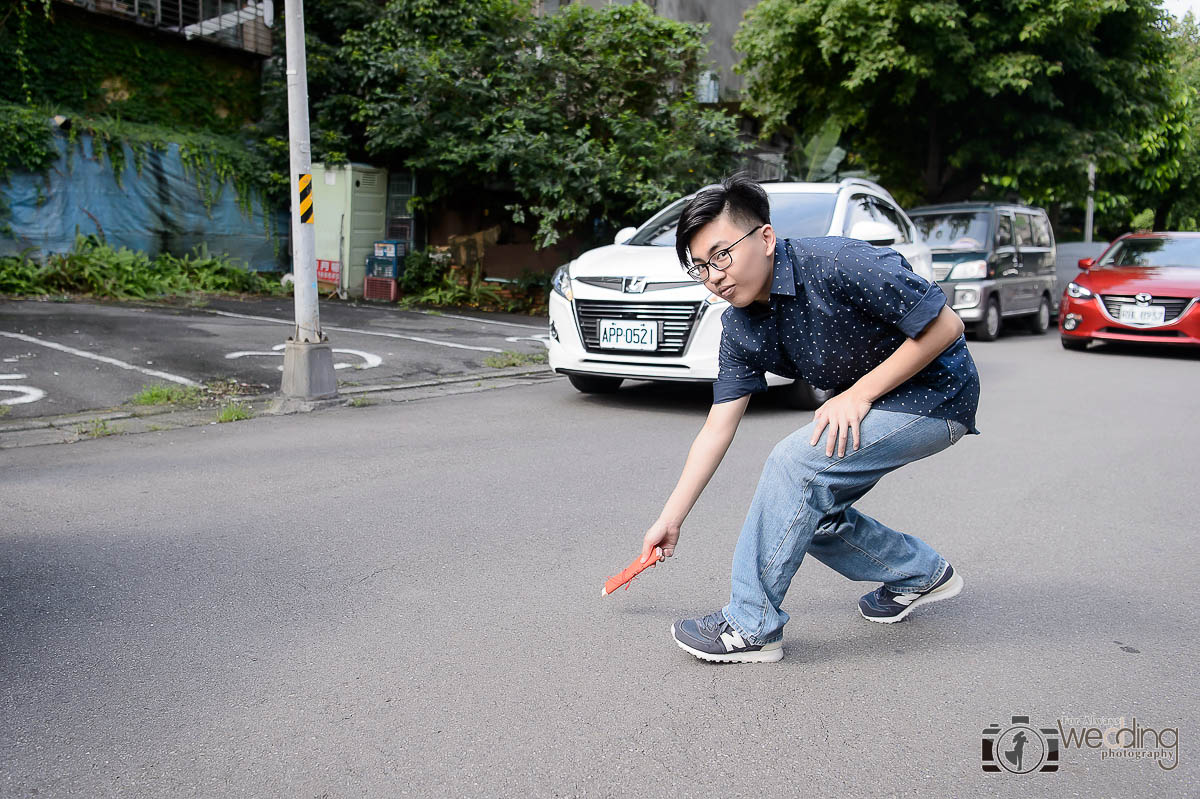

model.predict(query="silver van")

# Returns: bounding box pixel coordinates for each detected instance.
[908,203,1058,340]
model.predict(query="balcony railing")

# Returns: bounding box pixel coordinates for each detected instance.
[62,0,272,56]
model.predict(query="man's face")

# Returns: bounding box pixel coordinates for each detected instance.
[687,212,776,307]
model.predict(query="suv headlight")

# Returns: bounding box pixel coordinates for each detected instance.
[948,259,987,280]
[551,263,573,301]
[1067,281,1094,299]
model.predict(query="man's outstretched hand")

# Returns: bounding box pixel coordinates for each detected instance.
[641,518,681,563]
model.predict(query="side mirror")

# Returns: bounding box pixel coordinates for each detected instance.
[614,226,637,246]
[848,221,898,246]
[1077,257,1095,271]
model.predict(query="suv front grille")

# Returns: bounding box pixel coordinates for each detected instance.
[574,300,702,356]
[933,264,953,281]
[1100,295,1190,323]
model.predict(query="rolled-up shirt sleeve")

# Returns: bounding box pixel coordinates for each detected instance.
[829,240,947,339]
[712,322,767,404]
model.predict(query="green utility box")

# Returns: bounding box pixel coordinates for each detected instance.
[310,163,388,298]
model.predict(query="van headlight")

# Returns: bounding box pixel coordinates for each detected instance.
[948,259,987,280]
[1067,281,1094,299]
[551,263,573,301]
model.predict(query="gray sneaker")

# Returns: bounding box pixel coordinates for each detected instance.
[671,610,783,663]
[859,563,964,623]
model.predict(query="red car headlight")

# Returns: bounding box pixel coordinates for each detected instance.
[1066,281,1094,300]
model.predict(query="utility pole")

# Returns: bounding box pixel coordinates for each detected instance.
[279,0,337,402]
[1084,160,1096,245]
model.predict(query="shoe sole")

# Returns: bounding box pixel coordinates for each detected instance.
[671,624,784,663]
[860,570,964,624]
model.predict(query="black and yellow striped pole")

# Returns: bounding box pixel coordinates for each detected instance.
[298,173,314,224]
[279,0,336,401]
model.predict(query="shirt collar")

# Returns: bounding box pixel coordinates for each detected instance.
[768,240,797,297]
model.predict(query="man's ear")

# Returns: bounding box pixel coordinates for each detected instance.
[761,223,776,253]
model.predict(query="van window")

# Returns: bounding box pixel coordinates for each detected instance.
[1031,213,1053,247]
[995,215,1013,248]
[1014,214,1034,247]
[912,211,989,250]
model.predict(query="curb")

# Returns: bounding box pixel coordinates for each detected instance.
[0,365,559,450]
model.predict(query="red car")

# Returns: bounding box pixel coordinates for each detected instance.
[1059,232,1200,350]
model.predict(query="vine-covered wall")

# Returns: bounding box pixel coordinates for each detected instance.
[0,3,262,133]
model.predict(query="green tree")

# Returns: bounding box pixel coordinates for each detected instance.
[347,0,744,247]
[1125,12,1200,230]
[735,0,1176,206]
[259,0,387,164]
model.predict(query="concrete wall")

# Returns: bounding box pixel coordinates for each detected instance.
[657,0,758,99]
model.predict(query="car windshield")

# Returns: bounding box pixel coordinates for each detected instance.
[910,211,990,250]
[627,192,839,246]
[1098,238,1200,268]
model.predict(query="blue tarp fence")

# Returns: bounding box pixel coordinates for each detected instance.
[1,126,287,271]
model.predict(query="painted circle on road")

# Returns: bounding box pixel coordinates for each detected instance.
[0,373,47,405]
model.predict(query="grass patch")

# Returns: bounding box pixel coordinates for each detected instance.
[76,419,116,438]
[130,383,205,406]
[483,350,548,369]
[347,396,374,407]
[0,405,10,417]
[216,402,252,423]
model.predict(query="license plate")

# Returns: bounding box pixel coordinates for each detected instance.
[1118,304,1165,325]
[598,319,658,350]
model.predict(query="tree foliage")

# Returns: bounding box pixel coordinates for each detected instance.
[346,0,744,247]
[259,0,387,165]
[736,0,1176,207]
[1121,13,1200,230]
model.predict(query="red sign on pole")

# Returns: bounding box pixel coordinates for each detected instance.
[316,259,341,284]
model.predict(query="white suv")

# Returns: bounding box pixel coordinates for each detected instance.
[547,179,934,408]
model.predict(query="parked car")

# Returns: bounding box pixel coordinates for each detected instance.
[907,202,1058,341]
[547,179,935,409]
[1059,232,1200,350]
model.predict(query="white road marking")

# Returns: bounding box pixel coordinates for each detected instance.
[0,331,200,386]
[225,344,382,371]
[0,373,46,405]
[415,310,545,330]
[205,309,505,353]
[504,334,552,349]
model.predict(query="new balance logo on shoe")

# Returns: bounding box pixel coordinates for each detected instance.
[719,630,746,652]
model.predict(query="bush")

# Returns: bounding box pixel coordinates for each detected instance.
[0,235,284,298]
[399,248,452,293]
[509,269,551,313]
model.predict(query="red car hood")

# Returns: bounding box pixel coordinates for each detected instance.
[1079,266,1200,296]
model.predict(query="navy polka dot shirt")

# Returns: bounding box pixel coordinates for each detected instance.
[713,237,980,434]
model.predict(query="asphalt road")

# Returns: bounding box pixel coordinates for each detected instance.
[2,330,1197,797]
[0,298,548,419]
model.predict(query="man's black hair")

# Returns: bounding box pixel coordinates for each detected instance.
[675,173,771,270]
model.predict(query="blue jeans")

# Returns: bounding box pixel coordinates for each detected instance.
[723,409,968,644]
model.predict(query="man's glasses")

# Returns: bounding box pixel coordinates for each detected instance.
[685,225,764,282]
